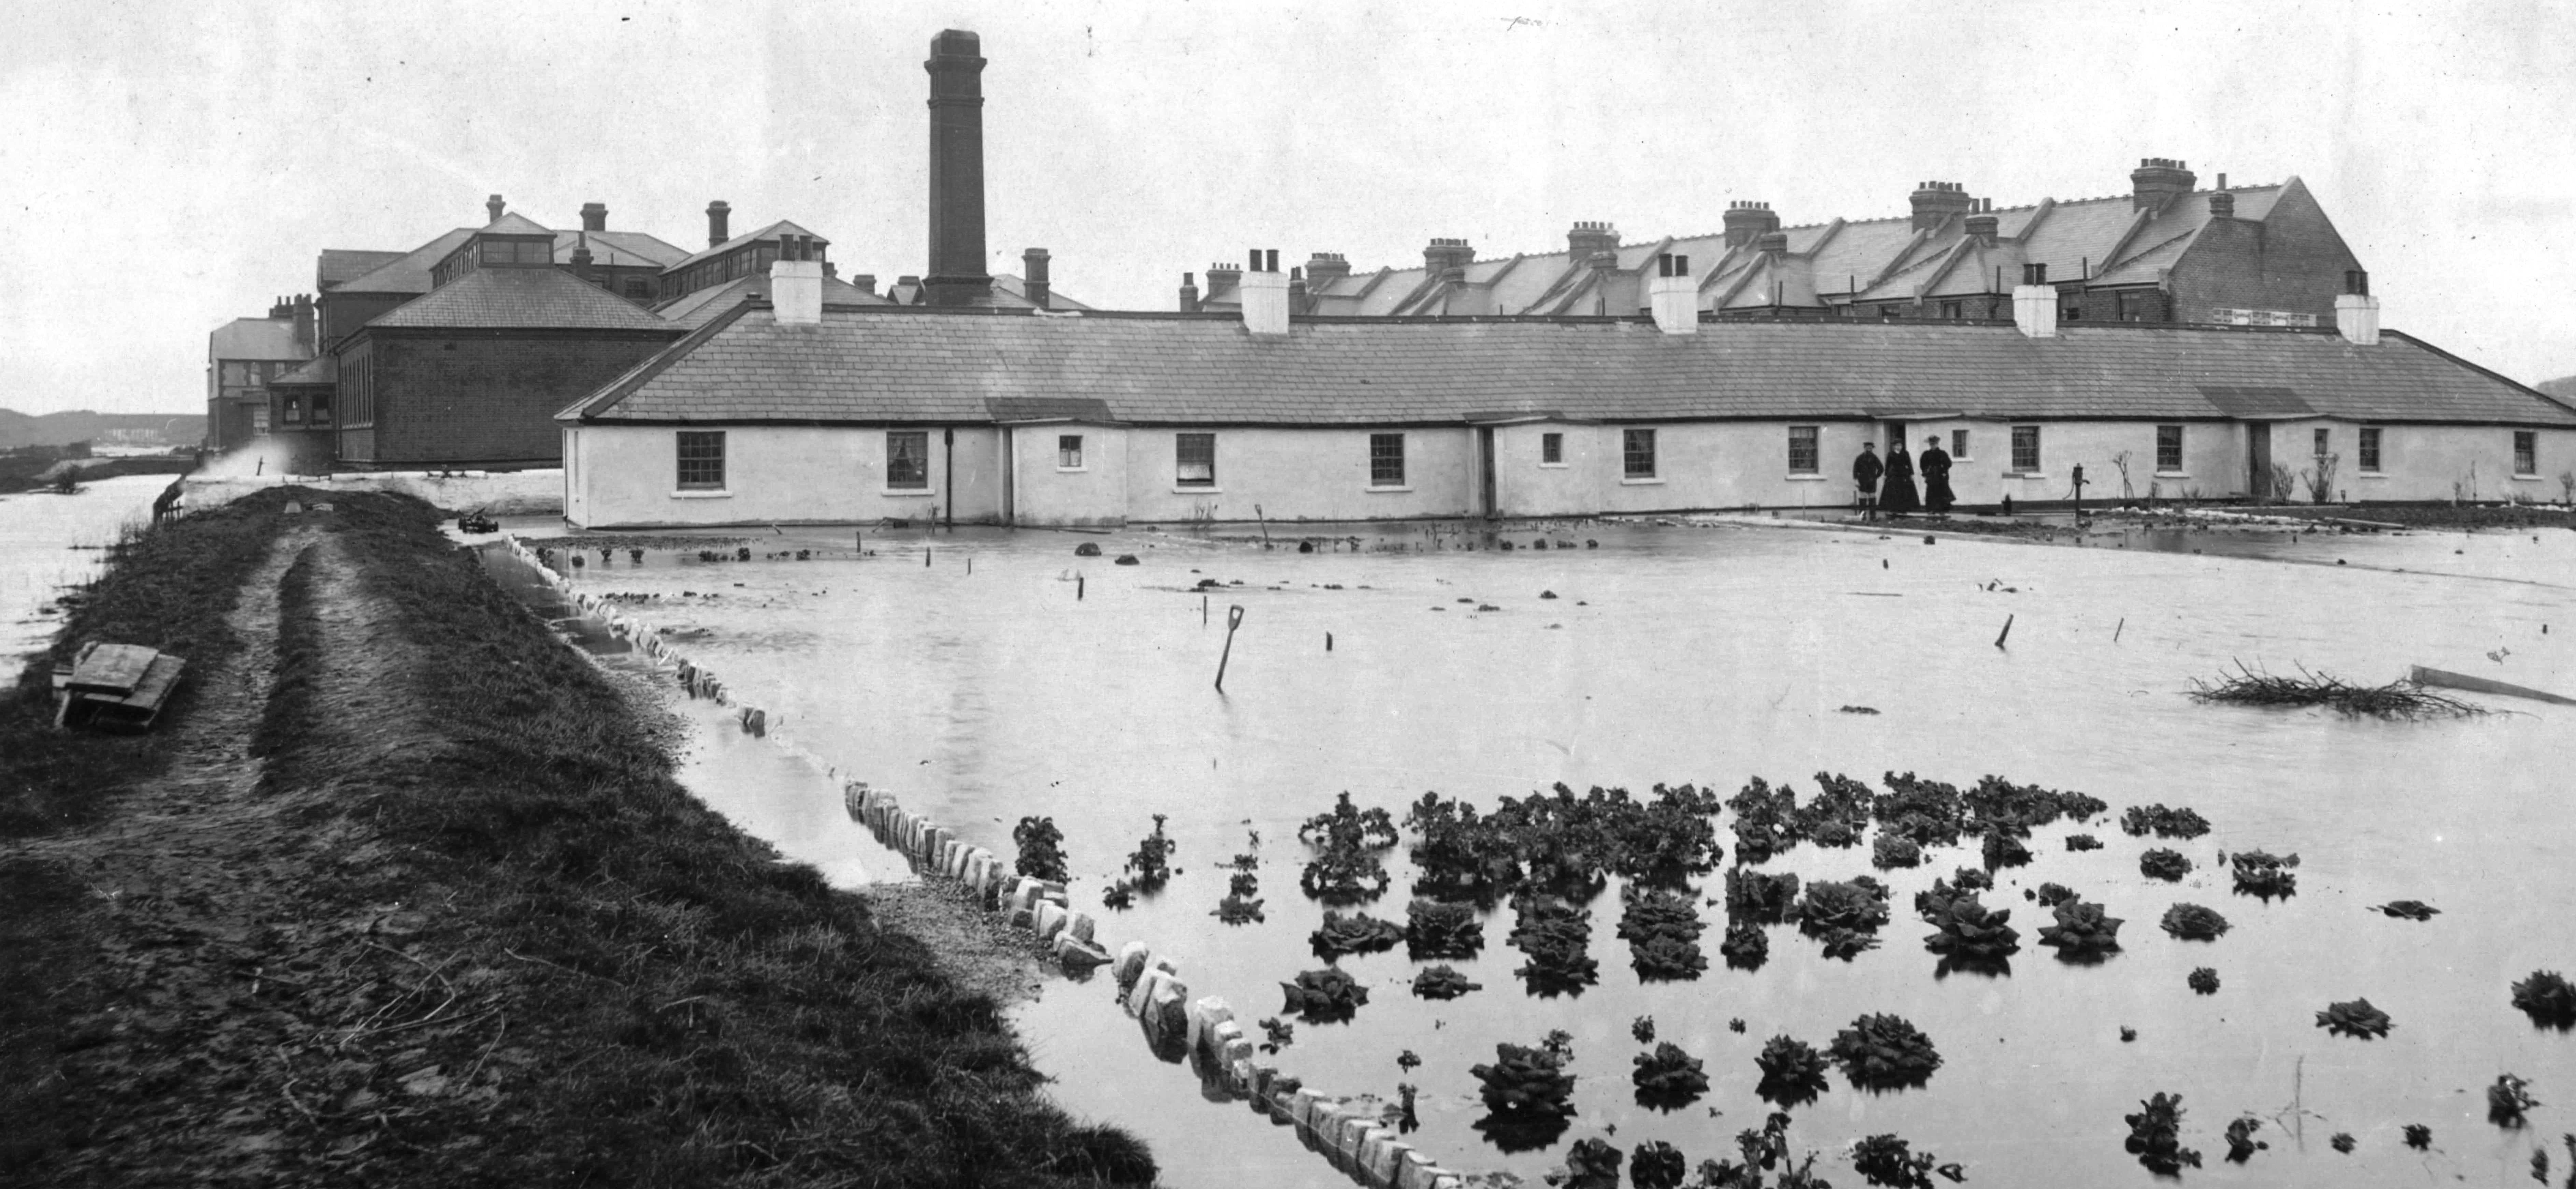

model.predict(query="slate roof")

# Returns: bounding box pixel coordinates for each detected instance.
[556,230,692,269]
[272,355,336,386]
[318,249,407,290]
[666,220,829,272]
[562,308,2576,429]
[479,212,554,237]
[334,229,475,295]
[366,267,679,331]
[209,317,312,362]
[654,272,895,329]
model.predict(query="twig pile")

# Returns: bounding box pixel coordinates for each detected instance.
[2189,662,2485,719]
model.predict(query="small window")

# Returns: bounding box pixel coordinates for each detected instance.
[2156,425,2184,472]
[1939,301,1963,320]
[2116,291,2149,322]
[1951,429,1970,460]
[1623,428,1657,479]
[2312,427,2331,457]
[2061,303,2083,321]
[625,278,652,301]
[2359,427,2382,473]
[1176,432,1216,487]
[886,431,929,489]
[2011,425,2042,473]
[283,397,303,425]
[1541,432,1563,465]
[1787,426,1820,474]
[2515,430,2538,476]
[1879,305,1900,319]
[677,431,726,490]
[1057,434,1084,470]
[1369,433,1406,487]
[310,393,333,426]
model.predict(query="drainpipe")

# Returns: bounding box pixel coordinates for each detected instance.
[943,428,955,530]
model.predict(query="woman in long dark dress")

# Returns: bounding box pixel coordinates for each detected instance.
[1919,435,1956,514]
[1880,440,1921,516]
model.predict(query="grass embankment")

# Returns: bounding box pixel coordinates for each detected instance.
[2245,502,2576,531]
[0,488,1151,1187]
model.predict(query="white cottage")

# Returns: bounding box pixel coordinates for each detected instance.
[554,260,2576,529]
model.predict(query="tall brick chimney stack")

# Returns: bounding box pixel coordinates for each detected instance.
[1422,238,1474,276]
[486,195,505,224]
[706,201,731,248]
[1568,220,1620,258]
[923,29,993,307]
[1178,272,1200,313]
[2130,158,2196,212]
[1303,252,1351,288]
[291,295,315,352]
[581,202,608,232]
[1909,182,1973,233]
[1022,248,1051,310]
[1721,202,1777,249]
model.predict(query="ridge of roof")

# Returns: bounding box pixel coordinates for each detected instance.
[365,267,678,331]
[665,219,829,272]
[481,211,554,236]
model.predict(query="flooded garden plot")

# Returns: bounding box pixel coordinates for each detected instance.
[533,517,2575,1188]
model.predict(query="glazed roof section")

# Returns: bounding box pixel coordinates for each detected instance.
[1212,182,2297,314]
[366,266,678,331]
[563,309,2576,429]
[209,317,312,362]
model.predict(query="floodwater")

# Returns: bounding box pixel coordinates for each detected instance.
[530,515,2576,1188]
[0,474,166,662]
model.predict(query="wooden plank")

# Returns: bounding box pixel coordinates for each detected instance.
[67,644,157,695]
[113,655,186,712]
[2411,665,2576,707]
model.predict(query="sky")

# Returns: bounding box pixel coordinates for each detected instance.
[3,0,2573,415]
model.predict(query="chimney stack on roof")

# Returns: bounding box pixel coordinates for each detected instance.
[1909,182,1974,233]
[580,202,608,232]
[2012,281,2058,339]
[1303,252,1350,288]
[2207,190,2235,219]
[1288,266,1309,312]
[1239,248,1289,335]
[571,233,594,272]
[1964,212,1999,244]
[923,29,993,306]
[1423,237,1475,277]
[1649,252,1697,335]
[1568,220,1621,258]
[1022,248,1051,310]
[771,255,825,326]
[1754,231,1790,256]
[1723,201,1779,249]
[2337,270,2378,345]
[2130,157,2197,212]
[706,201,731,248]
[1178,272,1201,313]
[486,195,506,224]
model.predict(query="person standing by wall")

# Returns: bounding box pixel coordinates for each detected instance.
[1881,440,1920,517]
[1851,441,1883,520]
[1919,435,1955,515]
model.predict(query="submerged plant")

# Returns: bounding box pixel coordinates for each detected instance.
[2512,970,2576,1029]
[2121,804,2214,840]
[2036,901,2126,961]
[1124,813,1177,889]
[1509,895,1599,996]
[1470,1039,1578,1148]
[1812,926,1881,961]
[1829,1014,1941,1091]
[1404,899,1485,959]
[1754,1035,1832,1107]
[1308,909,1405,959]
[2160,902,2231,941]
[1629,1141,1687,1189]
[2123,1092,2203,1174]
[1411,964,1482,1000]
[1561,1137,1623,1189]
[1921,893,2021,963]
[1872,832,1923,869]
[1620,887,1708,980]
[2369,900,2441,920]
[2329,1132,2355,1154]
[1631,1042,1710,1109]
[1279,968,1369,1022]
[2138,847,2193,881]
[1212,894,1265,924]
[1725,868,1803,923]
[2224,1116,2268,1164]
[2315,997,2394,1039]
[2188,966,2220,994]
[1300,847,1391,904]
[1720,918,1770,971]
[2229,849,2300,899]
[1012,815,1070,882]
[2065,833,2103,852]
[2488,1073,2540,1128]
[1796,879,1892,934]
[2033,882,2078,907]
[1850,1133,1962,1189]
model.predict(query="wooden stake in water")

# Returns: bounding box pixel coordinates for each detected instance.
[1078,575,1085,601]
[2114,617,2125,643]
[1254,505,1272,546]
[1215,605,1246,692]
[1994,614,2014,649]
[925,546,932,568]
[1326,632,1333,652]
[1202,596,1208,626]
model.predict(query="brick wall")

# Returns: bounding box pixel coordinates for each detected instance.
[2168,179,2363,327]
[369,331,675,468]
[320,292,411,349]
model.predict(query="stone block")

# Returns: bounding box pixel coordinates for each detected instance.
[1052,934,1111,971]
[1365,1137,1411,1189]
[1033,901,1069,941]
[1145,982,1188,1042]
[1066,912,1095,944]
[1008,905,1035,930]
[1289,1090,1322,1129]
[1113,942,1152,989]
[1127,969,1185,1019]
[1221,1036,1255,1065]
[1393,1155,1442,1189]
[1202,1016,1243,1058]
[1186,997,1235,1054]
[1228,1056,1257,1096]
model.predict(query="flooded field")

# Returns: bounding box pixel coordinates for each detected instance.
[530,515,2575,1188]
[0,474,165,661]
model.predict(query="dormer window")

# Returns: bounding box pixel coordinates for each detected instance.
[479,239,552,266]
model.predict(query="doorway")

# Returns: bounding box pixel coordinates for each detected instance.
[2247,424,2272,500]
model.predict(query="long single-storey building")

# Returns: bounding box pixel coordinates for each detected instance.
[553,258,2576,529]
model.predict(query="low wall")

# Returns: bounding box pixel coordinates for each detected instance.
[184,470,562,516]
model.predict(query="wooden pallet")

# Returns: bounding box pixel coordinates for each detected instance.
[52,641,187,731]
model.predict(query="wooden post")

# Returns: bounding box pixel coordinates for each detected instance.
[1215,605,1246,692]
[1994,614,2014,649]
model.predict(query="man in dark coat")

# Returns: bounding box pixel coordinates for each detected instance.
[1851,442,1883,519]
[1920,434,1956,514]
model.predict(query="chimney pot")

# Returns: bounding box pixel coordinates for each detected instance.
[2208,190,2235,219]
[580,201,608,232]
[1022,247,1051,310]
[2130,157,2198,212]
[1965,213,1998,243]
[1568,220,1620,258]
[1723,200,1781,248]
[854,273,877,295]
[1239,263,1290,334]
[1910,181,1976,233]
[706,200,731,248]
[1179,271,1200,313]
[486,195,505,223]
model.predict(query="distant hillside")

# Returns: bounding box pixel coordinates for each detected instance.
[0,409,205,449]
[2539,376,2576,400]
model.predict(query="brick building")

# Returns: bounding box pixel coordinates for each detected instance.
[333,217,683,469]
[1182,159,2368,332]
[204,296,315,451]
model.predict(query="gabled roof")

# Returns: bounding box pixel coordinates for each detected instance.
[318,249,407,290]
[273,354,336,386]
[665,219,829,272]
[333,229,475,295]
[562,229,691,269]
[654,272,895,329]
[209,317,312,362]
[364,266,678,331]
[479,212,554,237]
[562,308,2576,430]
